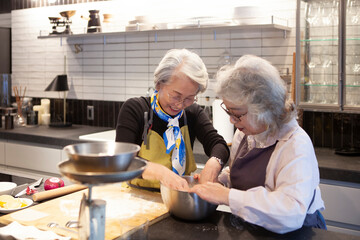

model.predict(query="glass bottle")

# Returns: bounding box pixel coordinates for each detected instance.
[204,96,212,121]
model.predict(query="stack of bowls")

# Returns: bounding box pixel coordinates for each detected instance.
[63,142,141,173]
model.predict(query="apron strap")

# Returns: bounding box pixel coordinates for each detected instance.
[142,107,187,150]
[142,109,154,149]
[308,189,316,211]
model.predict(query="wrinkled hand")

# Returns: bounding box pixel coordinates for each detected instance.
[142,162,190,191]
[159,170,190,191]
[189,182,230,205]
[198,157,222,184]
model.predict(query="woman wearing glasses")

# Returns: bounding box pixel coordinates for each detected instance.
[116,49,230,191]
[190,55,326,233]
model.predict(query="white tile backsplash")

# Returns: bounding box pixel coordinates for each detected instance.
[10,0,296,102]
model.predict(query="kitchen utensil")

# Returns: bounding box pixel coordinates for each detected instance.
[52,10,76,35]
[47,222,77,234]
[87,10,101,33]
[65,220,79,228]
[0,184,168,239]
[103,14,113,23]
[0,182,17,195]
[63,142,140,173]
[60,10,76,19]
[160,176,218,221]
[78,193,106,240]
[32,184,86,202]
[58,157,146,185]
[61,142,145,240]
[15,178,43,198]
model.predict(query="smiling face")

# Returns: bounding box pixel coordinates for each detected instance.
[222,99,267,136]
[157,71,199,116]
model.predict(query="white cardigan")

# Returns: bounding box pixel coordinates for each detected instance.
[218,118,325,234]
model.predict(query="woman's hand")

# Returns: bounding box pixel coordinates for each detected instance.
[142,162,189,191]
[189,182,230,205]
[198,157,222,184]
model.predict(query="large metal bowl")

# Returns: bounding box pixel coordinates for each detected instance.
[58,157,147,185]
[160,176,218,221]
[63,142,140,172]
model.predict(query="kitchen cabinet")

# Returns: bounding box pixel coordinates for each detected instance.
[320,180,360,236]
[295,0,360,112]
[3,141,67,177]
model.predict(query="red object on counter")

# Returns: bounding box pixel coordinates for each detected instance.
[26,186,38,195]
[44,177,65,191]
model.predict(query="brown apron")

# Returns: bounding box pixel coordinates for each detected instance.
[230,136,326,230]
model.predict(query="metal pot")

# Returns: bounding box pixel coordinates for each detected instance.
[160,176,218,221]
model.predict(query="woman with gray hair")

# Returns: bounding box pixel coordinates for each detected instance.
[191,55,326,233]
[116,49,229,191]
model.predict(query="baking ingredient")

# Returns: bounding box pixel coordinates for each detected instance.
[0,195,28,209]
[44,177,65,191]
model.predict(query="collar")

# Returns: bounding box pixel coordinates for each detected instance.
[247,118,299,149]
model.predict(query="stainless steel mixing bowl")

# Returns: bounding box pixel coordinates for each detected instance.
[63,142,140,172]
[160,176,218,221]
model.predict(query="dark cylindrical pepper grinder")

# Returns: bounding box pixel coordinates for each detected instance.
[4,107,16,130]
[87,10,101,33]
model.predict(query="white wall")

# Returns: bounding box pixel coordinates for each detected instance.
[10,0,296,104]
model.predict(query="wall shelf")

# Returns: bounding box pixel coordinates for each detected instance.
[38,23,292,40]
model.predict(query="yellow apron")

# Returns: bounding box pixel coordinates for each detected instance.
[129,125,197,189]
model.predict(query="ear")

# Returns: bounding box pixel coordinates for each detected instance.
[155,83,161,91]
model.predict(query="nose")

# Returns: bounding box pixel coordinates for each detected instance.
[174,101,186,108]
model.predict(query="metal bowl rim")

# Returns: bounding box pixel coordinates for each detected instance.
[63,142,141,157]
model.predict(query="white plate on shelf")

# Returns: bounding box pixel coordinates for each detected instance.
[0,198,33,214]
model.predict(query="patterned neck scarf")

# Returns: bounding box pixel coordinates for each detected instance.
[151,90,186,176]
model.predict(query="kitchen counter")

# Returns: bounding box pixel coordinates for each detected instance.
[0,124,112,148]
[146,211,360,240]
[0,125,359,184]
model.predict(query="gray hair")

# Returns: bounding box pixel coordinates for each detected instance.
[215,55,296,135]
[154,49,208,93]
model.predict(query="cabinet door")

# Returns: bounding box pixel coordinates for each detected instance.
[298,0,340,108]
[5,142,62,174]
[345,0,360,108]
[320,182,360,227]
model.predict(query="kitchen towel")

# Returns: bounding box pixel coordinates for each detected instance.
[212,99,234,144]
[0,221,70,240]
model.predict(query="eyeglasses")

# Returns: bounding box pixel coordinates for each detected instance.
[167,92,198,106]
[220,102,247,123]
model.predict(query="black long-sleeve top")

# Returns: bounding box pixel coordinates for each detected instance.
[115,96,229,164]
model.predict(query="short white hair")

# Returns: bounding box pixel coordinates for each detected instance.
[215,55,296,135]
[154,49,208,93]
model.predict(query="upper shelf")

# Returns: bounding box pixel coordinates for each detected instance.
[38,17,292,40]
